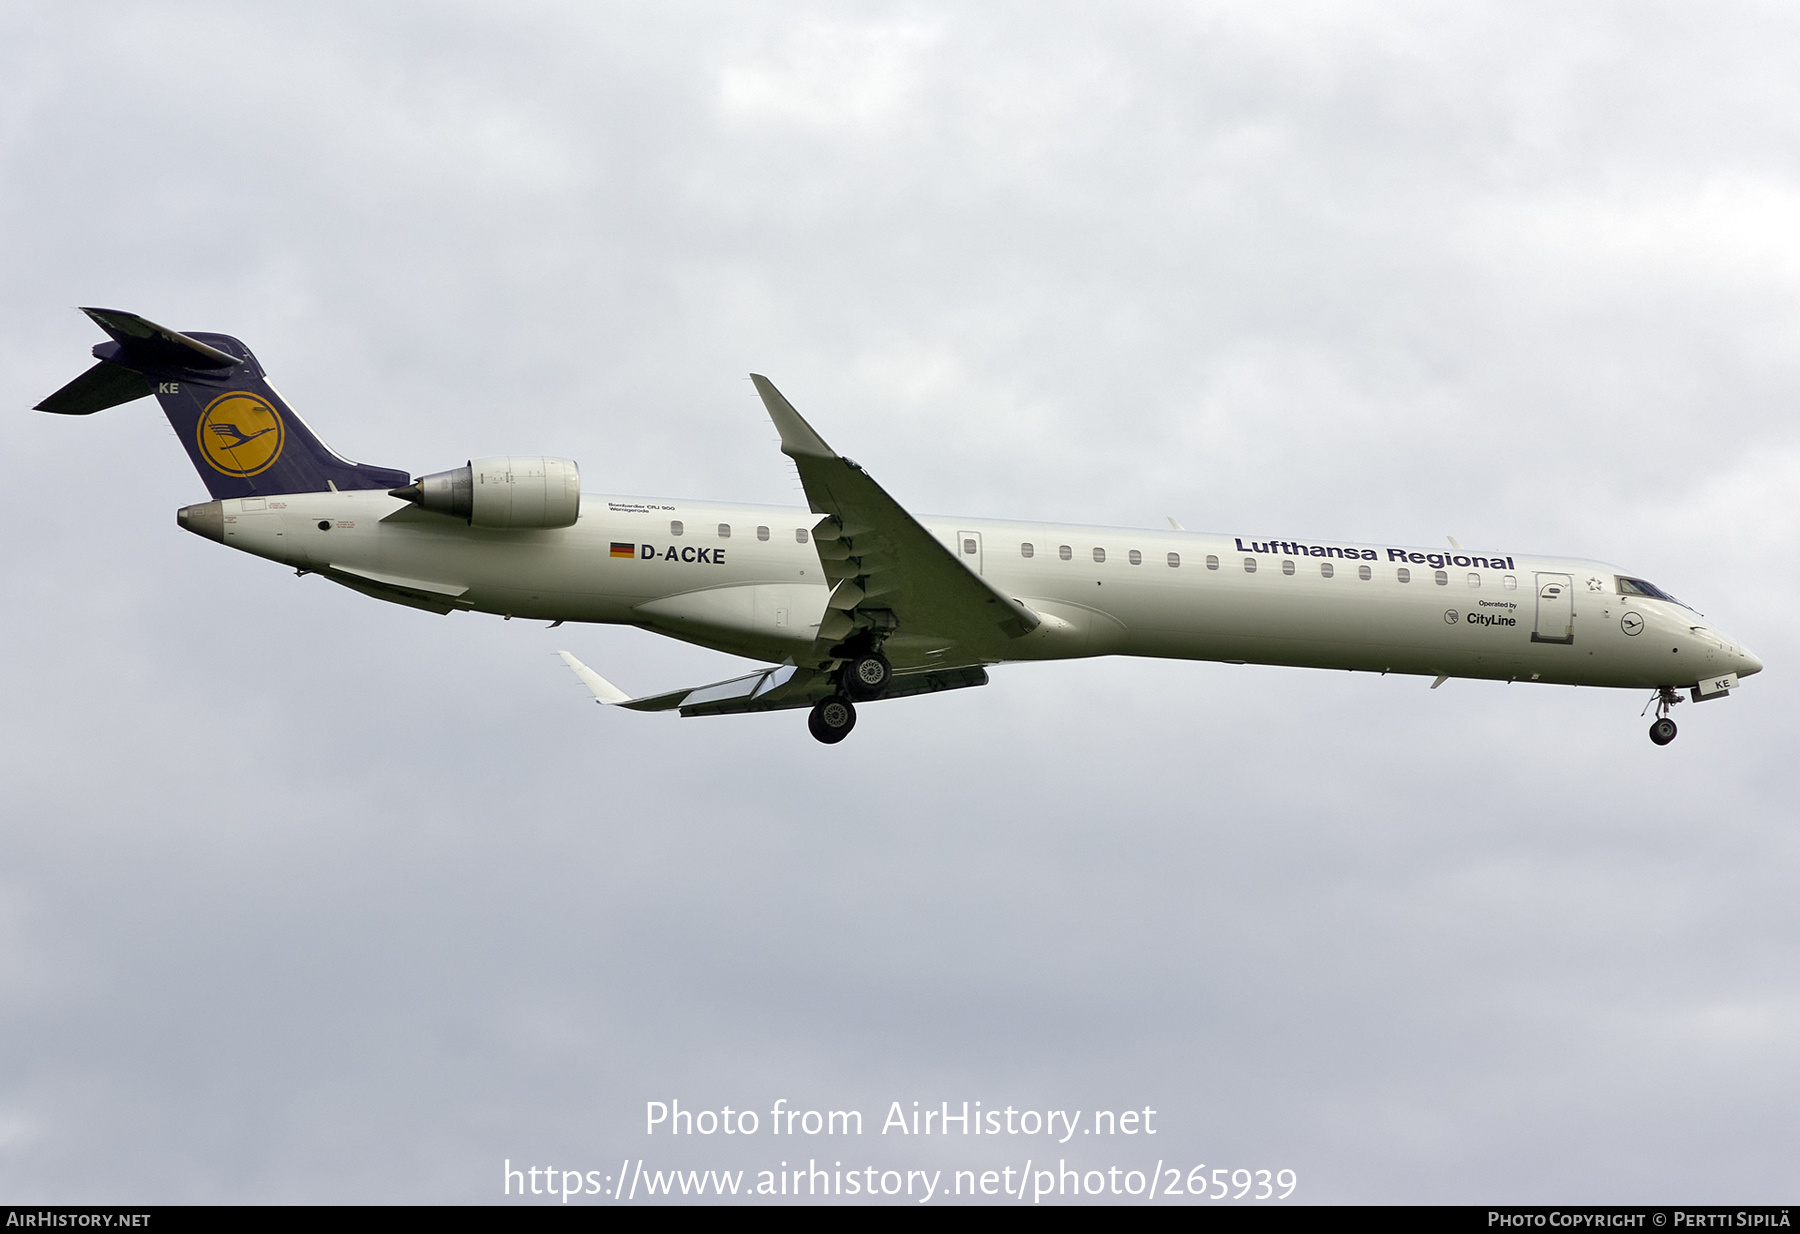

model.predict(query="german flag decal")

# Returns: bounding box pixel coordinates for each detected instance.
[610,542,636,559]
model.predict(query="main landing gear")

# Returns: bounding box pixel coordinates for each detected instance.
[808,696,857,744]
[806,652,892,744]
[844,651,892,701]
[1644,686,1680,746]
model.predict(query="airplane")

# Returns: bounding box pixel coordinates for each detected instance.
[33,307,1762,746]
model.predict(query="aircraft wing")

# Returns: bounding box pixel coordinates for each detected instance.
[751,375,1040,663]
[558,651,813,714]
[557,650,986,717]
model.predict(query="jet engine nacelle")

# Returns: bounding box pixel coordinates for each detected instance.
[391,456,581,528]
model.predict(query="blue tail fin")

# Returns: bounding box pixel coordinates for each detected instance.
[33,308,410,499]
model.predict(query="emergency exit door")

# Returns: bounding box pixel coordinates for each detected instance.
[956,530,984,575]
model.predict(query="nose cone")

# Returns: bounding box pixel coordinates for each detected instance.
[1738,645,1764,677]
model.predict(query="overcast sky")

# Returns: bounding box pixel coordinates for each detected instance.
[1,0,1796,1205]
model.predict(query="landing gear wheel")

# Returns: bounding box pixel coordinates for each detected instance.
[808,696,857,744]
[844,652,892,701]
[1649,717,1678,746]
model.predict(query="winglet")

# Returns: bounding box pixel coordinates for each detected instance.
[557,650,632,704]
[751,374,837,459]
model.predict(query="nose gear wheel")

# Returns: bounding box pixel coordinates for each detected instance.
[1641,687,1682,745]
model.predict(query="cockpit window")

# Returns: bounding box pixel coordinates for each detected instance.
[1619,576,1683,604]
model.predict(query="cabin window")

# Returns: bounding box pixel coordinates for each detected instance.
[963,538,978,555]
[1021,542,1034,558]
[1397,567,1411,583]
[796,528,809,544]
[1502,574,1516,590]
[1281,559,1295,575]
[1168,552,1181,568]
[670,520,684,536]
[1128,549,1142,565]
[1434,569,1447,585]
[1467,572,1479,587]
[1358,563,1372,581]
[1321,561,1334,578]
[1244,557,1257,573]
[756,525,770,541]
[1205,554,1219,570]
[1093,547,1106,563]
[718,523,732,538]
[1059,544,1072,561]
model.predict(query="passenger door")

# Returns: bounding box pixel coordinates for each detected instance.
[1531,572,1574,644]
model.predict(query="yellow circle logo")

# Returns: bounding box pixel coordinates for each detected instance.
[197,392,285,476]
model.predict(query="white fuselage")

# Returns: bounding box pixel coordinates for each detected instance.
[209,488,1761,692]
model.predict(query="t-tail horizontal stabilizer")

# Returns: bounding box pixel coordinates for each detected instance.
[35,308,244,415]
[34,307,411,500]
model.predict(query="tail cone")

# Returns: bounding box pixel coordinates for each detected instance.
[177,501,225,543]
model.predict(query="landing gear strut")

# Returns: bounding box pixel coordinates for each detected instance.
[1645,686,1680,746]
[808,695,857,744]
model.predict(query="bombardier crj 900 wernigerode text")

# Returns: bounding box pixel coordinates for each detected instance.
[35,309,1763,745]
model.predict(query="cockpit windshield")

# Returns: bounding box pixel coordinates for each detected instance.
[1618,576,1691,609]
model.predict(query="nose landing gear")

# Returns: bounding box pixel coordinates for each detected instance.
[1643,686,1681,745]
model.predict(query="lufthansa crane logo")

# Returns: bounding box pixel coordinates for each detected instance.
[197,392,285,476]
